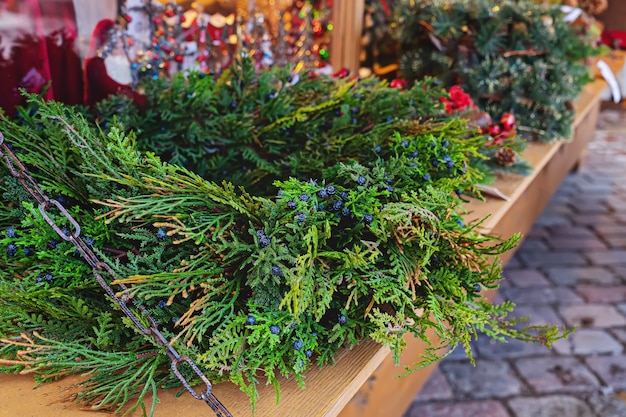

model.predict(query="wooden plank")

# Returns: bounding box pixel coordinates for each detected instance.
[329,0,365,72]
[1,52,623,417]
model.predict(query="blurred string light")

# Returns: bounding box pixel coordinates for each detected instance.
[118,0,333,79]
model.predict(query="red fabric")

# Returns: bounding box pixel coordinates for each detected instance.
[39,0,83,106]
[0,0,82,116]
[602,30,626,49]
[84,57,147,107]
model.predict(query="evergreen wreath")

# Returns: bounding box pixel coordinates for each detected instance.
[394,0,600,142]
[1,60,568,416]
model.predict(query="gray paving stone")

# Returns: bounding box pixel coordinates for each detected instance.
[618,303,626,316]
[594,225,626,237]
[510,305,565,327]
[610,212,626,224]
[518,238,549,251]
[525,227,551,239]
[587,391,626,417]
[611,327,626,344]
[603,236,626,249]
[575,183,618,195]
[545,267,620,286]
[506,255,522,269]
[575,285,626,303]
[503,269,551,288]
[571,200,610,214]
[508,395,595,417]
[585,355,626,390]
[573,214,619,226]
[514,357,600,393]
[446,344,474,360]
[606,197,626,212]
[405,400,511,417]
[517,251,587,268]
[547,226,596,238]
[547,237,608,250]
[534,214,573,228]
[501,287,584,306]
[610,266,626,283]
[587,250,626,266]
[413,367,454,402]
[474,335,551,359]
[553,329,624,355]
[560,304,626,328]
[440,360,524,399]
[542,204,574,216]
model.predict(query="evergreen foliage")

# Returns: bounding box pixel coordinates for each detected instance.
[0,62,568,415]
[394,0,600,142]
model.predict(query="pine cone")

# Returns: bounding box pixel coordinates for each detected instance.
[494,148,516,167]
[579,0,608,15]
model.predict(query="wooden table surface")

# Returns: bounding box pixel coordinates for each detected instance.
[1,51,624,417]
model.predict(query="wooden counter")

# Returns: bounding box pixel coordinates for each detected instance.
[1,52,624,417]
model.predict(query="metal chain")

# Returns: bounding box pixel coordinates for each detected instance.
[0,132,233,417]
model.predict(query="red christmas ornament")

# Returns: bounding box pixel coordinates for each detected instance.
[124,14,132,23]
[488,124,502,137]
[308,71,320,80]
[153,17,162,24]
[390,79,408,89]
[332,68,350,78]
[165,8,175,17]
[175,55,183,63]
[500,112,517,131]
[180,16,186,23]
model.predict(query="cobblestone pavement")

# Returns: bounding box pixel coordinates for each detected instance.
[404,106,626,417]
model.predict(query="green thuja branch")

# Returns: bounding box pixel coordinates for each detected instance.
[0,61,571,415]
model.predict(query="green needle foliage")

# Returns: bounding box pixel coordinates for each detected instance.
[1,60,568,416]
[394,0,601,142]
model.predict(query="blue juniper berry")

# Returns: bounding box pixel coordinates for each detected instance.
[156,228,167,241]
[270,325,281,335]
[6,243,18,257]
[357,175,366,185]
[287,200,297,209]
[259,236,272,248]
[270,266,283,277]
[292,339,304,350]
[246,316,257,325]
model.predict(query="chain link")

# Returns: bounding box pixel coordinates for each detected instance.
[0,132,233,417]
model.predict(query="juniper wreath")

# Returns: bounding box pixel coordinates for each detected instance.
[0,59,569,415]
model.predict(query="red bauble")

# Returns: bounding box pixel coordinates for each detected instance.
[500,112,517,131]
[332,68,350,78]
[308,71,320,80]
[165,9,175,17]
[390,79,407,89]
[488,124,502,136]
[175,55,183,63]
[124,14,132,23]
[153,17,162,24]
